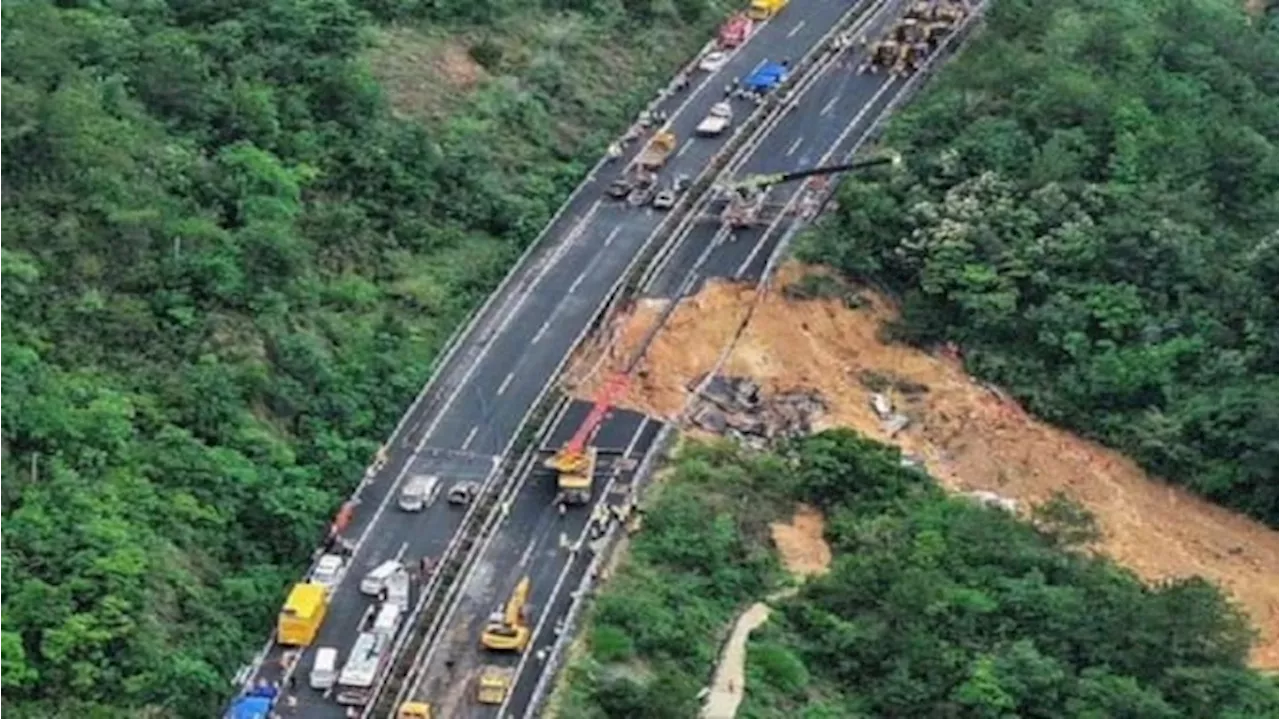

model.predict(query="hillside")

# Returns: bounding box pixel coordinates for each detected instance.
[553,433,1278,718]
[567,264,1279,669]
[0,0,729,715]
[802,0,1279,525]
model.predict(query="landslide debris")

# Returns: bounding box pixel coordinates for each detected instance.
[566,262,1280,670]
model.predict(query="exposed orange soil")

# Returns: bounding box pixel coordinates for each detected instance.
[367,29,488,121]
[567,262,1279,670]
[770,503,833,579]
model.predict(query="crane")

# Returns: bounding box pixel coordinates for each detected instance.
[719,151,902,227]
[480,576,532,651]
[544,371,630,506]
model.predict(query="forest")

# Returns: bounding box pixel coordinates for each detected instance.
[558,432,1277,718]
[0,0,728,715]
[801,0,1279,524]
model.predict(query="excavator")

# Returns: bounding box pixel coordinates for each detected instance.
[544,371,630,506]
[717,152,902,228]
[480,577,532,652]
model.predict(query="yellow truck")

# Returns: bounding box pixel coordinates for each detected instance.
[277,582,328,646]
[747,0,789,20]
[396,702,432,719]
[477,666,515,704]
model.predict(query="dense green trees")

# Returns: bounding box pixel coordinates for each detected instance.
[1,0,727,715]
[801,0,1278,524]
[560,432,1276,718]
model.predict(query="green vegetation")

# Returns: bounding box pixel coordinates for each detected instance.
[558,431,1277,718]
[801,0,1279,524]
[0,0,730,714]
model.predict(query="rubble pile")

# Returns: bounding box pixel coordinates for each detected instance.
[690,375,827,448]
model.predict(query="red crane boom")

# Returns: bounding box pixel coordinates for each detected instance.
[564,371,630,454]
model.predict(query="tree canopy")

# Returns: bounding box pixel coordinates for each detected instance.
[801,0,1278,524]
[0,0,729,714]
[558,432,1277,718]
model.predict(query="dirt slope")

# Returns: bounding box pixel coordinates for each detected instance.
[568,262,1279,669]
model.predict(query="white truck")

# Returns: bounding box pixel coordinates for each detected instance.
[696,101,733,136]
[336,601,404,705]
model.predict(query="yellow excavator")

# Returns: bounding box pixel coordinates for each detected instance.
[480,577,531,652]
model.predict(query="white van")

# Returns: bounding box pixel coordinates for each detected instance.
[360,560,403,596]
[310,647,339,690]
[398,474,441,512]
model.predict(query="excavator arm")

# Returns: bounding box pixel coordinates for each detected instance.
[725,152,902,193]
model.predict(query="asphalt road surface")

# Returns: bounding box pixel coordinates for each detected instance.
[644,0,910,299]
[400,403,660,717]
[231,1,858,715]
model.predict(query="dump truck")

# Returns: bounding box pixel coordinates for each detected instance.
[477,666,516,704]
[277,582,328,647]
[397,702,433,719]
[636,130,677,170]
[747,0,788,21]
[481,577,531,652]
[718,13,753,48]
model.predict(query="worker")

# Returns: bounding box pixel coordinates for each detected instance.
[674,72,690,91]
[284,695,298,715]
[606,142,622,162]
[420,555,433,578]
[445,659,456,674]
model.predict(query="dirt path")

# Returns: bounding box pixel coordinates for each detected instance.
[701,602,773,719]
[569,262,1279,670]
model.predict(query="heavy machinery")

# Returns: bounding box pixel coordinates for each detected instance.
[481,577,532,651]
[714,153,902,228]
[477,666,516,704]
[859,0,970,75]
[545,371,629,505]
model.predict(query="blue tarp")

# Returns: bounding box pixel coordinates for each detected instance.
[227,696,272,719]
[744,61,787,92]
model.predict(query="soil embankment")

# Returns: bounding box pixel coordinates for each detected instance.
[568,262,1279,670]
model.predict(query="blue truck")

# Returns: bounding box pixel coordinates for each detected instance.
[741,60,789,96]
[226,685,278,719]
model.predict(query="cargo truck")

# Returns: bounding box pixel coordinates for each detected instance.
[277,582,328,647]
[636,130,678,170]
[747,0,788,20]
[476,666,515,704]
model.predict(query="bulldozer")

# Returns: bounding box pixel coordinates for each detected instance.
[480,577,531,652]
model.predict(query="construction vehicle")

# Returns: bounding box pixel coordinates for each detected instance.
[226,685,278,719]
[697,101,734,136]
[481,577,532,652]
[717,13,753,48]
[717,153,902,228]
[636,130,677,170]
[397,702,433,719]
[545,372,629,505]
[476,666,516,704]
[746,0,789,21]
[277,582,328,646]
[860,0,969,75]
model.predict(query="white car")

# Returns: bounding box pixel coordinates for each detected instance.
[698,51,729,73]
[311,554,344,593]
[696,101,733,136]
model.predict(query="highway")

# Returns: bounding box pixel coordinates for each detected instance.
[643,0,912,298]
[471,3,986,717]
[395,401,660,717]
[231,0,862,716]
[386,0,940,716]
